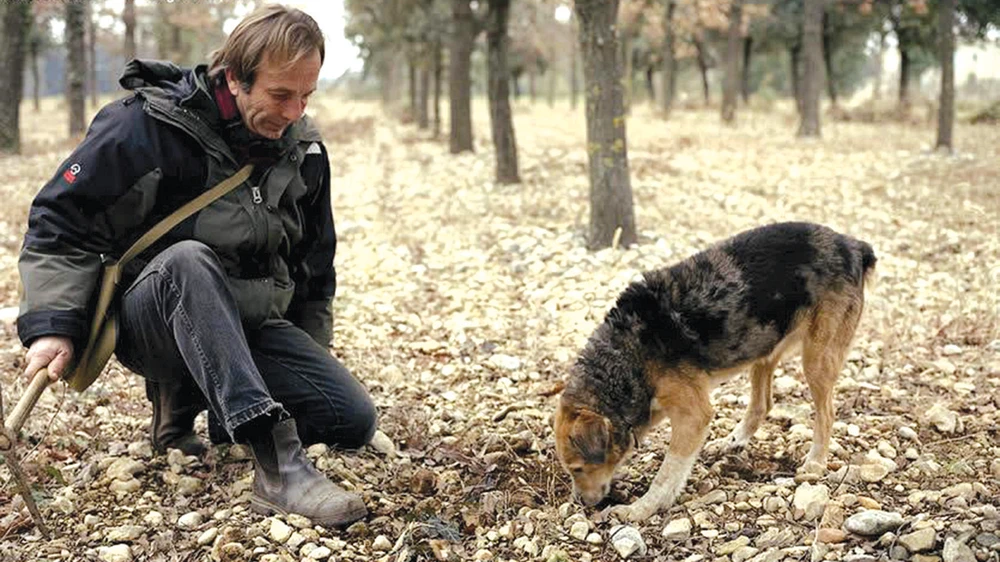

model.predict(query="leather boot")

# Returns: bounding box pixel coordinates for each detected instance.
[246,417,367,527]
[146,378,208,458]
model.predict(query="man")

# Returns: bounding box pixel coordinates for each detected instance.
[16,5,375,526]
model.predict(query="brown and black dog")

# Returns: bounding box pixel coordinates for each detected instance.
[552,222,877,522]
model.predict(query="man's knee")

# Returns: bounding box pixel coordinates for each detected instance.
[299,396,377,450]
[157,240,223,277]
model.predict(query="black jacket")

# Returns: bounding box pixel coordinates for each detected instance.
[18,60,337,349]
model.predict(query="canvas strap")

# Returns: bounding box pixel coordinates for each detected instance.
[119,164,254,265]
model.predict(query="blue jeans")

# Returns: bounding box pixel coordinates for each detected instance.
[115,240,376,448]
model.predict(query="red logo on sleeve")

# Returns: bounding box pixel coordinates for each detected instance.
[62,163,81,184]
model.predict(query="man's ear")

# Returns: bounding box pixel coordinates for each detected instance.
[568,409,612,464]
[224,67,241,96]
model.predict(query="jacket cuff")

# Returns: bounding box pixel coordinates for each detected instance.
[16,309,89,349]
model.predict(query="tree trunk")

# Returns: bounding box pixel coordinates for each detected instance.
[935,0,955,151]
[790,44,803,115]
[408,62,417,118]
[872,31,885,102]
[486,0,519,184]
[721,0,743,123]
[0,0,30,154]
[898,44,911,110]
[449,0,475,153]
[660,0,676,115]
[528,69,536,103]
[574,0,636,250]
[621,32,632,113]
[67,0,87,136]
[741,37,752,103]
[124,0,137,62]
[797,0,823,137]
[822,10,837,106]
[417,66,430,129]
[547,60,556,107]
[570,16,579,111]
[30,36,40,112]
[694,36,710,105]
[433,40,442,138]
[644,66,655,104]
[87,0,97,108]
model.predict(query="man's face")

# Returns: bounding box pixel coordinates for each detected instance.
[226,49,321,139]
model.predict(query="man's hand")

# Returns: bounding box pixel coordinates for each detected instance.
[24,336,74,382]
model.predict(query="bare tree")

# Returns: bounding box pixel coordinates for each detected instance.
[660,0,677,115]
[449,0,478,153]
[575,0,636,250]
[797,0,823,137]
[124,0,137,62]
[0,0,31,154]
[66,0,87,136]
[486,0,519,184]
[935,0,955,151]
[86,0,97,107]
[721,0,744,123]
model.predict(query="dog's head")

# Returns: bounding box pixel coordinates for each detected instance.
[552,395,633,507]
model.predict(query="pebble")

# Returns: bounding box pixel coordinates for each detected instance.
[585,532,603,545]
[106,458,145,481]
[943,536,976,562]
[718,536,751,555]
[817,529,848,543]
[473,549,494,561]
[269,518,292,543]
[899,426,919,442]
[899,528,938,552]
[287,513,313,529]
[793,482,829,521]
[924,403,961,434]
[733,546,760,562]
[756,527,798,549]
[176,476,202,496]
[610,525,646,559]
[368,430,397,457]
[844,510,904,536]
[97,544,132,562]
[109,478,141,494]
[106,525,144,542]
[307,546,332,559]
[569,521,589,541]
[197,528,218,546]
[662,518,692,541]
[177,511,204,530]
[144,511,164,526]
[372,534,393,551]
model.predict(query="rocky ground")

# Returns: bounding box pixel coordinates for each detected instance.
[0,96,998,562]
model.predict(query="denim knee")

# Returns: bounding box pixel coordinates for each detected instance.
[298,397,377,450]
[156,240,223,278]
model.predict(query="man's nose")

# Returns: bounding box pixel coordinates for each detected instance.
[282,99,306,122]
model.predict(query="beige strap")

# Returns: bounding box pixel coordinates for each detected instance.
[119,164,253,265]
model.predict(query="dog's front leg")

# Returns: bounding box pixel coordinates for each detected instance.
[605,377,713,522]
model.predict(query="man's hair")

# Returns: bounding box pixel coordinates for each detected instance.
[209,4,324,90]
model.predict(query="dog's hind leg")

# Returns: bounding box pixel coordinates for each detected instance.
[705,356,780,456]
[799,292,863,476]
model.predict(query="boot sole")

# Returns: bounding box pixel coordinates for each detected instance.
[250,495,367,527]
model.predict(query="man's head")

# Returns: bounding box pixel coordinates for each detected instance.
[209,4,324,139]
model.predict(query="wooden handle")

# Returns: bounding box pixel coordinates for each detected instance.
[0,369,51,450]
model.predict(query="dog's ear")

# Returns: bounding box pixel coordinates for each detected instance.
[568,409,612,464]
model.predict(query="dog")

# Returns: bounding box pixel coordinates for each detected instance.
[552,222,876,522]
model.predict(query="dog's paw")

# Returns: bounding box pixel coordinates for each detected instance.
[704,434,747,457]
[795,459,827,482]
[600,502,655,523]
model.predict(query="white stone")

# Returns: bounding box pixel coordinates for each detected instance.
[197,528,218,546]
[270,518,293,543]
[793,482,829,521]
[662,518,693,541]
[610,525,646,559]
[372,535,393,551]
[570,521,590,541]
[97,545,132,562]
[177,511,203,530]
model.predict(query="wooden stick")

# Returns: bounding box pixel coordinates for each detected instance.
[0,369,51,452]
